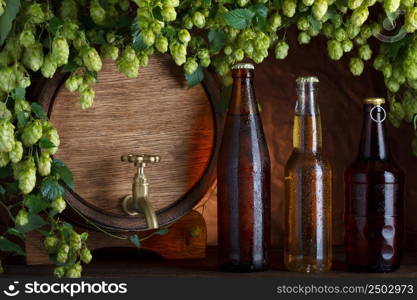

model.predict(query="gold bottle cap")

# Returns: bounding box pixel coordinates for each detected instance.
[364,97,385,105]
[231,63,255,70]
[296,76,319,84]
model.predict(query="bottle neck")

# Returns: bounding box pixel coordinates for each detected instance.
[293,81,322,153]
[229,69,258,115]
[358,104,390,160]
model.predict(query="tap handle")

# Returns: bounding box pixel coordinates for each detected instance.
[121,154,160,166]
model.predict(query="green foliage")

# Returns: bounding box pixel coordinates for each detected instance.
[0,237,24,255]
[185,66,204,87]
[0,0,21,45]
[221,9,255,29]
[155,227,169,235]
[208,29,225,53]
[129,234,141,248]
[51,159,74,190]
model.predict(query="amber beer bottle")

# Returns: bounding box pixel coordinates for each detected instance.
[284,77,332,273]
[345,98,404,272]
[217,63,271,272]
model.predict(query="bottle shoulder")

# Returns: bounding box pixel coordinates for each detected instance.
[285,150,332,173]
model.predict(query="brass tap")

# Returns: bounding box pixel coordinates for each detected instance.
[121,154,160,229]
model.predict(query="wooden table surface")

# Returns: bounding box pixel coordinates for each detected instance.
[3,246,417,278]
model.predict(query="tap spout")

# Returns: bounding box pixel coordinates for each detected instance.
[131,165,159,229]
[121,154,160,230]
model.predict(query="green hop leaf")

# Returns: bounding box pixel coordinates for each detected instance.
[129,234,141,248]
[222,9,254,29]
[0,0,21,46]
[185,65,204,87]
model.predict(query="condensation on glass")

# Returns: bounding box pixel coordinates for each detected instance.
[344,97,404,272]
[284,76,333,273]
[217,63,271,272]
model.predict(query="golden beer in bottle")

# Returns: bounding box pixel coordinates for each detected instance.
[284,77,332,273]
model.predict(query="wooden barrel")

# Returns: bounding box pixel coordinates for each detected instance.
[38,55,222,231]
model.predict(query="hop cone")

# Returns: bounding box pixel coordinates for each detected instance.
[0,120,15,152]
[22,120,42,146]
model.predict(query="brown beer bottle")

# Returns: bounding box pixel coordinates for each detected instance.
[345,98,404,272]
[284,77,333,273]
[217,63,271,272]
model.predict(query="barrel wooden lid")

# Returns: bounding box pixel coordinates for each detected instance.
[39,55,221,231]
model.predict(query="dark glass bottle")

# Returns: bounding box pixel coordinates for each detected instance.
[217,63,271,272]
[345,97,404,272]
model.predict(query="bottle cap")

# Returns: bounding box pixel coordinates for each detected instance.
[296,76,319,84]
[364,98,385,106]
[231,63,255,70]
